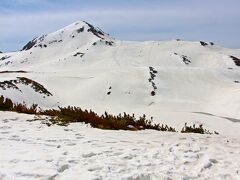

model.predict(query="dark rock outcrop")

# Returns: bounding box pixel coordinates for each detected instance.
[230,56,240,66]
[200,41,208,46]
[22,38,38,51]
[84,21,105,39]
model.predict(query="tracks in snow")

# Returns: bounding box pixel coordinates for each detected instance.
[0,112,240,180]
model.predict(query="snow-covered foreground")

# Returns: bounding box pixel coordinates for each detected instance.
[1,112,240,180]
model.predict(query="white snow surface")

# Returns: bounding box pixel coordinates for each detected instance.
[0,112,240,180]
[1,21,240,179]
[1,21,240,120]
[0,21,240,121]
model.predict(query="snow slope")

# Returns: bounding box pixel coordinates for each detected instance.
[0,112,240,180]
[0,20,240,128]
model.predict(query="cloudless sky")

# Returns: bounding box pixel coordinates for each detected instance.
[0,0,239,52]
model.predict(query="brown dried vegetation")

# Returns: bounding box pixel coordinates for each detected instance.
[0,95,215,134]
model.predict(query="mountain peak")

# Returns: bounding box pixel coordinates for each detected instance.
[66,20,109,39]
[21,20,113,51]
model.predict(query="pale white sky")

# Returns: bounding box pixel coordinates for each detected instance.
[0,0,239,52]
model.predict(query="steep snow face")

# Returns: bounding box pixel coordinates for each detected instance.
[0,21,240,123]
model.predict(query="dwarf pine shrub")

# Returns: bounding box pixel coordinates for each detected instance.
[181,123,213,134]
[0,95,215,134]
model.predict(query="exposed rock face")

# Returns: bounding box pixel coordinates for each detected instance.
[200,41,208,46]
[22,38,38,51]
[230,55,240,66]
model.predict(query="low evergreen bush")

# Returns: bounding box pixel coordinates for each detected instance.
[0,95,216,134]
[181,123,214,134]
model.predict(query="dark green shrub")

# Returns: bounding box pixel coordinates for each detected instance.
[0,95,216,134]
[181,123,213,134]
[0,95,13,111]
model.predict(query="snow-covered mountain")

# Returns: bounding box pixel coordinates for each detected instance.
[1,20,240,133]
